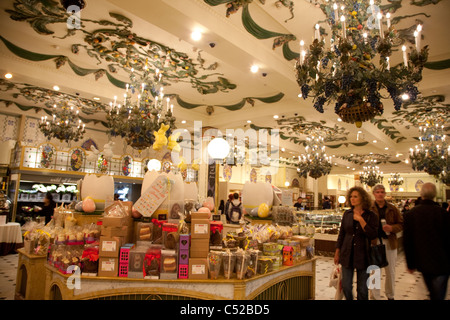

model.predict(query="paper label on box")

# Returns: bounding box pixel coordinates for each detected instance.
[102,240,116,252]
[134,176,171,217]
[101,260,115,271]
[194,224,208,234]
[192,264,206,275]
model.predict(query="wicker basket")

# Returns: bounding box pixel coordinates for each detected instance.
[337,103,381,127]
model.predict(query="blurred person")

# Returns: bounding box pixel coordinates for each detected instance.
[404,182,450,300]
[227,193,242,224]
[34,192,56,224]
[224,194,233,223]
[294,197,305,210]
[370,184,404,300]
[322,196,332,209]
[334,187,378,300]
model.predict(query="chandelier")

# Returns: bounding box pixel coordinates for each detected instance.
[409,122,449,176]
[388,173,403,186]
[297,134,332,179]
[295,0,428,127]
[106,65,176,151]
[359,160,383,187]
[39,101,86,143]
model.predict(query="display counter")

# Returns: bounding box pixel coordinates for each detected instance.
[15,248,47,300]
[44,258,316,300]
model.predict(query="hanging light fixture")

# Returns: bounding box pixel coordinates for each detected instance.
[409,122,448,176]
[297,134,332,179]
[388,173,404,187]
[39,100,86,143]
[106,64,176,151]
[359,159,383,187]
[295,0,428,127]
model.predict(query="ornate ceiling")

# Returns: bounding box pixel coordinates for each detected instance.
[0,0,449,175]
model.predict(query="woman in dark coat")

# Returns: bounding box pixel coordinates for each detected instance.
[334,186,379,300]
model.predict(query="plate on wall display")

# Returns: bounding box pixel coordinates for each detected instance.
[81,138,98,152]
[39,144,55,169]
[390,185,399,192]
[415,180,424,192]
[223,164,232,181]
[121,155,133,176]
[265,174,272,184]
[97,155,108,174]
[69,148,84,171]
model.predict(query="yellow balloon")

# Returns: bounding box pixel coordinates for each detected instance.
[257,203,269,218]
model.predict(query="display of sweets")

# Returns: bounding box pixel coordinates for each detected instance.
[207,251,222,280]
[235,249,251,280]
[162,223,179,250]
[257,257,274,274]
[81,245,99,275]
[143,245,162,278]
[222,250,236,279]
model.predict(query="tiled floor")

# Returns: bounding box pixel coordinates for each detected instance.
[1,252,449,300]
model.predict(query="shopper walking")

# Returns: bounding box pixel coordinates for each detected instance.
[369,184,403,300]
[334,186,378,300]
[34,192,56,225]
[403,182,450,300]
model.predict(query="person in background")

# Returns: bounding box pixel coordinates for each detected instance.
[442,201,449,212]
[322,196,332,209]
[334,186,378,300]
[294,197,305,210]
[370,184,403,300]
[224,194,233,223]
[34,192,57,225]
[403,182,450,300]
[218,200,225,215]
[227,193,242,224]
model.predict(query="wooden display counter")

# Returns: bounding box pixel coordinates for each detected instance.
[44,258,316,300]
[15,248,47,300]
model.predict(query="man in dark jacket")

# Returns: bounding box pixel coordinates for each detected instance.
[403,182,450,300]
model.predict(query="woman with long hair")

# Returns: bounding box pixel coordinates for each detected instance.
[334,186,378,300]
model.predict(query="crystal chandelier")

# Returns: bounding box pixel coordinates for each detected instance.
[359,160,383,187]
[409,122,449,176]
[295,0,428,127]
[39,101,86,143]
[106,66,176,151]
[297,134,332,179]
[388,173,403,186]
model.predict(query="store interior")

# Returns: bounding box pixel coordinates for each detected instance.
[0,0,449,301]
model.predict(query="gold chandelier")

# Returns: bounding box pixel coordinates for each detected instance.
[295,0,428,127]
[297,134,332,179]
[106,65,176,151]
[39,101,86,143]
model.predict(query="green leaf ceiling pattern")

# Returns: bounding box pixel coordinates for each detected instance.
[4,0,237,95]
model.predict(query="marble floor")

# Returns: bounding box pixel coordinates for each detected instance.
[1,252,449,300]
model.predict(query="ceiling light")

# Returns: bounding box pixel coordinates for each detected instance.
[298,93,302,98]
[373,140,377,143]
[191,30,202,41]
[93,97,100,101]
[4,73,12,79]
[247,120,252,123]
[385,147,389,150]
[273,115,279,119]
[401,93,410,100]
[53,85,60,91]
[337,118,342,122]
[181,120,186,124]
[250,65,259,73]
[281,147,285,152]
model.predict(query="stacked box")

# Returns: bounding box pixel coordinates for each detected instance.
[178,234,190,278]
[118,244,135,277]
[190,213,209,261]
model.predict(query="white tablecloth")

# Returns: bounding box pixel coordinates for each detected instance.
[0,223,23,243]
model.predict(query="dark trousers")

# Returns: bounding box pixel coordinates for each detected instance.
[342,266,370,300]
[422,273,449,300]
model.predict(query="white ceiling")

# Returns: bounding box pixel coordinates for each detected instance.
[0,0,449,175]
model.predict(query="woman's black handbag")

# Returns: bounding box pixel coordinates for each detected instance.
[368,237,389,268]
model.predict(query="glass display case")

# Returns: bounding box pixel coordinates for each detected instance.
[296,209,343,232]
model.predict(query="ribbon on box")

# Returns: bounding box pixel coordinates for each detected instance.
[162,223,178,233]
[210,223,223,234]
[82,248,99,262]
[152,219,165,227]
[143,252,161,276]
